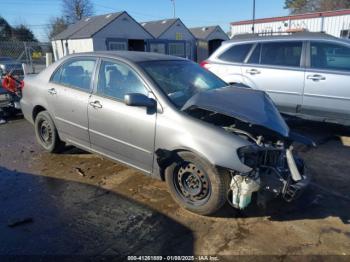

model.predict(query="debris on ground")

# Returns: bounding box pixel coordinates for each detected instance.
[74,167,86,177]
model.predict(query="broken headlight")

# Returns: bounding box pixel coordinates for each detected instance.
[237,145,262,169]
[238,145,284,169]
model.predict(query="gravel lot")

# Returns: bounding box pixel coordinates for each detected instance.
[0,118,350,258]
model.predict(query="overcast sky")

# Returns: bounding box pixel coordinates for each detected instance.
[1,0,288,41]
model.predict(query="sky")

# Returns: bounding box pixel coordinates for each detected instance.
[0,0,288,42]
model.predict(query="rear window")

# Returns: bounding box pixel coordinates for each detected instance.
[51,58,96,91]
[218,44,253,63]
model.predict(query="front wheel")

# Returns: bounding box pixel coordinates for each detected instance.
[34,111,64,153]
[165,151,230,215]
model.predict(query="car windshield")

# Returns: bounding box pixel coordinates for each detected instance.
[139,60,228,108]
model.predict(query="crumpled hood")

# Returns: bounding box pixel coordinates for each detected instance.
[181,86,290,138]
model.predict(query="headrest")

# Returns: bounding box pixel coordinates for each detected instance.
[62,66,84,76]
[106,68,122,87]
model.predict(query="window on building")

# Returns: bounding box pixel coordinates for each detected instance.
[310,41,350,71]
[150,43,166,54]
[340,30,350,39]
[51,59,96,91]
[218,44,253,63]
[260,41,302,67]
[168,42,186,57]
[108,41,127,51]
[97,60,147,100]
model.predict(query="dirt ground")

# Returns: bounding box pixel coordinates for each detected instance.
[0,118,350,258]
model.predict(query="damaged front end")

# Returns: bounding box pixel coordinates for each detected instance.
[182,86,311,210]
[233,143,310,209]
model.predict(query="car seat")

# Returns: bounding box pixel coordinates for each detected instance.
[61,66,84,88]
[311,47,327,69]
[105,68,124,98]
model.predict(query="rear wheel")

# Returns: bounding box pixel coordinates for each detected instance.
[34,111,64,153]
[165,151,230,215]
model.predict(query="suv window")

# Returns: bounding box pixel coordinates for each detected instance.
[51,59,96,91]
[218,44,253,63]
[310,41,350,71]
[247,44,261,64]
[97,60,147,100]
[255,41,302,67]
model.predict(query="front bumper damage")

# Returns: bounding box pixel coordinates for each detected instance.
[229,146,310,210]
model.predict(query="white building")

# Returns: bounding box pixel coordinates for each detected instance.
[231,9,350,38]
[141,18,196,60]
[52,11,154,60]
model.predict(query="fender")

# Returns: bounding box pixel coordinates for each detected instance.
[154,110,253,174]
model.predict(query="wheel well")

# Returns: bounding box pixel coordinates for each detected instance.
[155,149,189,181]
[32,105,46,121]
[156,149,220,181]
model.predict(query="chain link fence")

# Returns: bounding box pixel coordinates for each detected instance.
[0,41,52,74]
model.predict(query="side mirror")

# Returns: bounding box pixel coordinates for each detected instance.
[124,93,156,108]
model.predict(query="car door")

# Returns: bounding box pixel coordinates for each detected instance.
[48,58,96,148]
[242,41,305,114]
[88,59,156,173]
[302,41,350,120]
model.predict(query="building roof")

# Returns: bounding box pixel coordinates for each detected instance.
[141,19,178,38]
[231,9,350,26]
[189,25,228,40]
[53,12,124,40]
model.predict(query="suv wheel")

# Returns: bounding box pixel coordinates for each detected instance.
[165,151,230,215]
[34,111,64,153]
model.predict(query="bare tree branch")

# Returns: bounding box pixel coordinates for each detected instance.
[62,0,94,23]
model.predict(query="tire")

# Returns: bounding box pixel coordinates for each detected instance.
[165,151,230,215]
[34,111,64,153]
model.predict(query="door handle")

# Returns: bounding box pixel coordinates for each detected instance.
[246,69,261,75]
[48,88,57,95]
[307,74,326,81]
[89,100,103,109]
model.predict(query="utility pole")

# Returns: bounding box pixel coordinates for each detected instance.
[171,0,176,18]
[252,0,256,33]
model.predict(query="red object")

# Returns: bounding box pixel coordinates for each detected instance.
[200,60,210,70]
[2,75,24,93]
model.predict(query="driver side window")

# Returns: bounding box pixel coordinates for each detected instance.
[310,41,350,71]
[97,60,147,100]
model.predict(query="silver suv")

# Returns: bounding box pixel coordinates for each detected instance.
[203,33,350,125]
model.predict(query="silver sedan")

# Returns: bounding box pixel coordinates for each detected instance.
[21,51,309,215]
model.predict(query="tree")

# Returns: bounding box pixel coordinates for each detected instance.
[11,24,37,42]
[62,0,94,23]
[285,0,350,14]
[47,17,69,40]
[0,16,12,40]
[319,0,350,11]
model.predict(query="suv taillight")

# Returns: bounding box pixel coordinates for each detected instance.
[200,60,211,70]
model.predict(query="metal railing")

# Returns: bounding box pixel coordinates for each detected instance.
[0,41,52,74]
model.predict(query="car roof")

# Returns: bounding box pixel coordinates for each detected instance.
[226,32,349,44]
[65,51,187,63]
